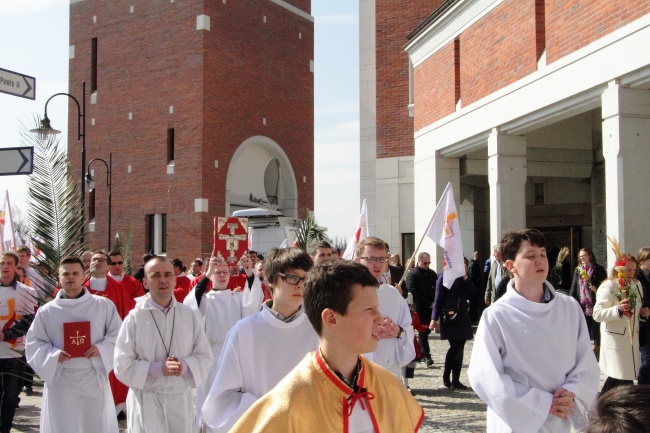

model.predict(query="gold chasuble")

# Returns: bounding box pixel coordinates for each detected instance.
[230,350,424,432]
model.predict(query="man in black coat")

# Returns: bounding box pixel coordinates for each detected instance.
[467,251,484,323]
[404,252,438,367]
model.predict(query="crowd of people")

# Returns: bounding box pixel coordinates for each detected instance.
[0,230,648,432]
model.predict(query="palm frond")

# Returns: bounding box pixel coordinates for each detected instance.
[20,116,86,294]
[295,209,328,252]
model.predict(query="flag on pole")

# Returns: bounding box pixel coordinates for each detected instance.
[1,191,16,252]
[342,199,369,260]
[424,183,464,288]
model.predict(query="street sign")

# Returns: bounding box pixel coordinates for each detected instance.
[0,67,36,100]
[0,147,34,176]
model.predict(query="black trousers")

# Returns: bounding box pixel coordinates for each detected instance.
[0,357,24,431]
[444,339,466,382]
[418,328,431,358]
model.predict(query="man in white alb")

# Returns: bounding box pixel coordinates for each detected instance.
[114,256,213,433]
[26,256,121,433]
[355,237,415,377]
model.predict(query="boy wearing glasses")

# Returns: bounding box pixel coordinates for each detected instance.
[355,237,415,377]
[230,260,423,432]
[202,248,318,433]
[183,253,263,431]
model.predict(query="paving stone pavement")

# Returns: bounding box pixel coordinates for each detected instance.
[10,329,605,432]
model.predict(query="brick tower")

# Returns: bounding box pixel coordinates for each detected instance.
[68,0,314,264]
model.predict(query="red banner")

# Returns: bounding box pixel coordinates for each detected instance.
[214,217,249,265]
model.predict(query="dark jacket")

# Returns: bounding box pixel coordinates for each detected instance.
[404,266,438,322]
[568,263,607,310]
[637,270,650,346]
[432,273,475,341]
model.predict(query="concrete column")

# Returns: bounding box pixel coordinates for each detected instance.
[359,0,377,235]
[601,81,650,266]
[414,154,460,273]
[488,129,527,248]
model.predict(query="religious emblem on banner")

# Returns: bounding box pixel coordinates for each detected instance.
[214,217,249,265]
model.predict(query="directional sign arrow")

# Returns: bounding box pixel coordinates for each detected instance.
[0,67,36,100]
[0,147,34,176]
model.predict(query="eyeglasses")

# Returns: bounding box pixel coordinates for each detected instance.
[91,257,108,263]
[359,257,390,263]
[278,272,306,285]
[110,261,124,265]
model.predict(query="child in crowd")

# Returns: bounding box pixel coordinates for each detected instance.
[229,260,424,432]
[468,229,600,433]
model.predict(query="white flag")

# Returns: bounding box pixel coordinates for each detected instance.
[342,199,369,260]
[424,183,464,288]
[1,191,16,252]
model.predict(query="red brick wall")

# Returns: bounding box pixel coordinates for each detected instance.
[460,0,539,106]
[376,0,443,158]
[69,0,313,263]
[546,0,650,64]
[413,40,458,129]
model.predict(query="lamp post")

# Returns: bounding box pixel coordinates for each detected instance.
[30,81,87,245]
[86,153,112,250]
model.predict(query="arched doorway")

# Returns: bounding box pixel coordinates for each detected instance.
[225,135,298,217]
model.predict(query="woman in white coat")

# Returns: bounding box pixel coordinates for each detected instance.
[593,254,647,394]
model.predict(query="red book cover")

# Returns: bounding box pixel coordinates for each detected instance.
[63,321,91,358]
[214,217,249,265]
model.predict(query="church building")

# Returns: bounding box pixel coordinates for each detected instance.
[67,0,314,261]
[362,0,650,270]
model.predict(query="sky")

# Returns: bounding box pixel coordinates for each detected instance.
[0,0,361,241]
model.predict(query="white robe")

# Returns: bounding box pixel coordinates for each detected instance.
[114,295,213,433]
[468,280,600,433]
[25,289,121,433]
[364,283,415,376]
[202,307,319,432]
[183,276,263,429]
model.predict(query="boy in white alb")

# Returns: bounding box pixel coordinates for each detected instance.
[26,256,121,433]
[183,253,263,431]
[202,248,318,433]
[468,229,600,433]
[229,260,424,432]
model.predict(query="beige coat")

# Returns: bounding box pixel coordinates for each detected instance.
[593,279,643,380]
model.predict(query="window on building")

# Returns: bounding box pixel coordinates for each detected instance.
[146,213,167,255]
[533,181,546,205]
[91,38,98,93]
[167,128,175,163]
[402,233,415,267]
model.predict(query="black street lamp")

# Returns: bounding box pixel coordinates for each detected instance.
[86,153,112,250]
[30,81,87,245]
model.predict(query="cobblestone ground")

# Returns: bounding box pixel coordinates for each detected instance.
[11,330,604,432]
[409,332,486,433]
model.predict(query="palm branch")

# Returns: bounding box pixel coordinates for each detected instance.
[295,209,328,252]
[21,116,86,296]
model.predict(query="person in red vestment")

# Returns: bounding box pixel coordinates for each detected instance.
[172,258,192,302]
[85,251,135,418]
[108,252,145,300]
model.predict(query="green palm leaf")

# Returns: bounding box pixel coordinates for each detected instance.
[295,209,328,252]
[20,117,86,295]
